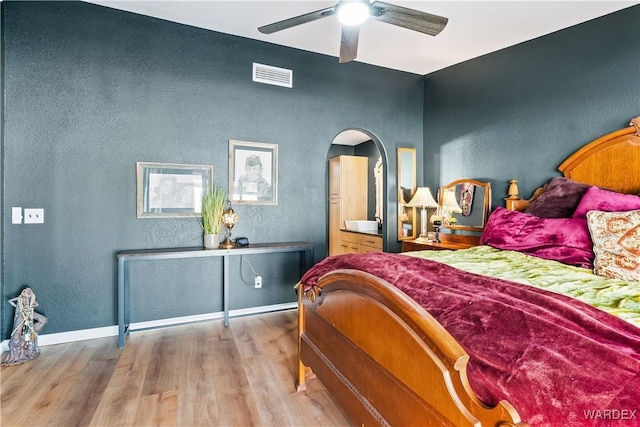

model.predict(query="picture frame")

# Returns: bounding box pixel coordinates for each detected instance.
[136,162,213,218]
[229,140,278,205]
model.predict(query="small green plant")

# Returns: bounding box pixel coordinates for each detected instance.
[201,184,227,234]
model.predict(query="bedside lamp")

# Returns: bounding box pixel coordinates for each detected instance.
[406,187,438,241]
[441,188,463,224]
[430,188,463,243]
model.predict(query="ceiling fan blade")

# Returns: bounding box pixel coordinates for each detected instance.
[339,25,360,63]
[370,1,448,36]
[258,6,337,34]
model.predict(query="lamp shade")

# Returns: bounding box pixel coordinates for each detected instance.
[406,187,438,208]
[441,188,462,214]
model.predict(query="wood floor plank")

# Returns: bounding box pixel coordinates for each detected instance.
[142,328,189,397]
[88,365,147,426]
[1,339,67,406]
[236,315,301,426]
[134,390,178,427]
[16,341,100,426]
[1,341,84,426]
[88,333,155,426]
[176,324,222,426]
[242,354,296,426]
[46,338,121,427]
[209,331,261,426]
[245,312,349,427]
[0,311,349,427]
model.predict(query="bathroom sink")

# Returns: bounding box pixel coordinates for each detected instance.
[344,220,378,232]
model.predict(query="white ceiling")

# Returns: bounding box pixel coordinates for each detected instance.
[332,129,372,145]
[87,1,637,75]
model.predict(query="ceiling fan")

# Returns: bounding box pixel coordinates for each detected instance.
[258,0,448,64]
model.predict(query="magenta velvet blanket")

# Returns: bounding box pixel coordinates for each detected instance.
[301,252,640,426]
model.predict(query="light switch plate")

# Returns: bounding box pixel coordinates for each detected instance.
[24,208,44,224]
[12,207,22,224]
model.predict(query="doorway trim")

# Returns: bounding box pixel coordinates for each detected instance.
[327,127,389,252]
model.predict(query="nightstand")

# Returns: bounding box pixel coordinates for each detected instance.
[401,235,479,252]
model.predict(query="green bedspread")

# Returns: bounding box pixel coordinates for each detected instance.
[404,245,640,328]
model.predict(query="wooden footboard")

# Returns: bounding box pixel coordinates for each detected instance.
[297,269,527,427]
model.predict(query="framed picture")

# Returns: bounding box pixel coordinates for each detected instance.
[229,140,278,205]
[136,162,213,218]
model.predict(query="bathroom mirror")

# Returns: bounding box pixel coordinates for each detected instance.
[397,147,416,240]
[438,179,491,232]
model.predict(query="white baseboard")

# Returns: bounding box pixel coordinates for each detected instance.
[1,302,297,353]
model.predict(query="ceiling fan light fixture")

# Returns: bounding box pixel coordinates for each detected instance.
[258,0,448,64]
[337,2,370,26]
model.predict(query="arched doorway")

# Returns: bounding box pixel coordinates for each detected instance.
[327,128,388,253]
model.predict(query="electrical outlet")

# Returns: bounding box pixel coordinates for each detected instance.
[24,208,44,224]
[254,275,262,289]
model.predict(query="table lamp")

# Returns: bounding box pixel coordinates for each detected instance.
[219,200,240,249]
[441,188,463,224]
[406,187,438,241]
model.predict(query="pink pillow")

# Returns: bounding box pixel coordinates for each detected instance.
[573,186,640,218]
[480,207,593,268]
[587,209,640,281]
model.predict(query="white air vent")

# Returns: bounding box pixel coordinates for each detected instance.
[253,63,293,88]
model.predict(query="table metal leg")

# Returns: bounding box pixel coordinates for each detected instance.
[117,259,125,348]
[223,254,230,327]
[124,261,130,336]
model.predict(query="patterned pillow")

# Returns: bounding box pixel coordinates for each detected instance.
[586,209,640,281]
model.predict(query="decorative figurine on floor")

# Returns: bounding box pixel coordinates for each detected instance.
[2,288,48,366]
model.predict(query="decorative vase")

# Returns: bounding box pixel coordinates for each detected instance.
[203,233,219,249]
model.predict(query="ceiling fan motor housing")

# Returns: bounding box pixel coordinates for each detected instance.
[337,0,372,26]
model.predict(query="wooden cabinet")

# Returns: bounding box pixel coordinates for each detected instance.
[360,234,383,253]
[338,231,360,255]
[329,156,368,256]
[339,231,383,254]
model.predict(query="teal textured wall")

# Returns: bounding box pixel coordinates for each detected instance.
[4,2,638,338]
[1,2,424,336]
[423,5,640,209]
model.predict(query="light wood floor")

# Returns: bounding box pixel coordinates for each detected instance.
[0,310,349,426]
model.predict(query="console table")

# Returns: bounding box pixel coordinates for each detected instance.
[117,241,314,348]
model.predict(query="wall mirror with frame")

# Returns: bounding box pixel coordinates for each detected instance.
[438,179,491,232]
[397,147,417,240]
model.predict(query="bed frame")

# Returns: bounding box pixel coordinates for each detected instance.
[296,116,640,426]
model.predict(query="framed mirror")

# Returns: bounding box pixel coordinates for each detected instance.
[397,148,417,240]
[438,179,491,232]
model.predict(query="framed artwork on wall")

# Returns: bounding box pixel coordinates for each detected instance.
[229,140,278,205]
[136,162,213,218]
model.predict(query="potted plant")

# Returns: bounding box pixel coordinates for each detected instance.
[201,184,226,249]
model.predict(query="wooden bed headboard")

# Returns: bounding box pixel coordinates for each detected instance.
[509,116,640,211]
